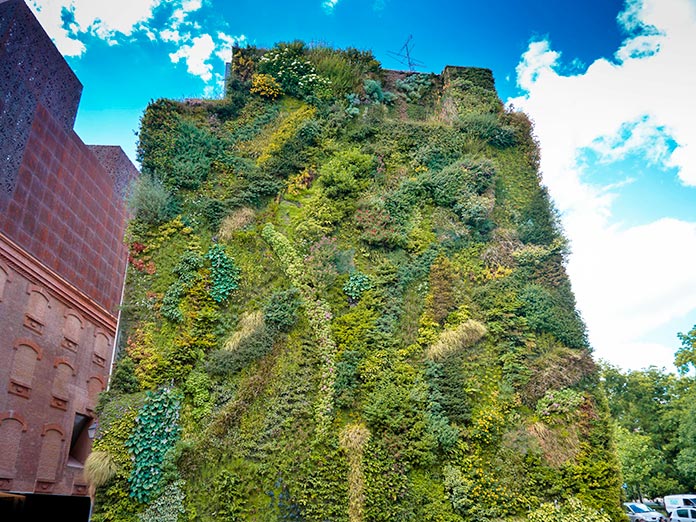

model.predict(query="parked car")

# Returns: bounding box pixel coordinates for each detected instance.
[666,495,696,514]
[670,507,696,521]
[623,502,668,522]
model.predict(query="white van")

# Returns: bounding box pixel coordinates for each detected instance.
[665,495,696,514]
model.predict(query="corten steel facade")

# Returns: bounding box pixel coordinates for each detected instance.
[0,0,137,517]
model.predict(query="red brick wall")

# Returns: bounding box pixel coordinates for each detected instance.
[0,250,112,497]
[0,103,129,314]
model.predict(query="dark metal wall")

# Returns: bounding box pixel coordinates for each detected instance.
[0,0,82,205]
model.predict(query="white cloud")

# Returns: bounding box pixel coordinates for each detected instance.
[214,31,244,63]
[167,31,244,86]
[160,29,182,43]
[597,342,678,373]
[182,0,203,11]
[28,0,166,56]
[169,34,216,82]
[570,219,696,370]
[27,0,242,87]
[508,0,696,371]
[322,0,339,13]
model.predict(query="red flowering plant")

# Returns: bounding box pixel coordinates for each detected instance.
[128,241,156,274]
[354,202,407,248]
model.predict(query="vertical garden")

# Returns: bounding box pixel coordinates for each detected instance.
[90,41,623,521]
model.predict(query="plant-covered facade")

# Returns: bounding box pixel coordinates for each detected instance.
[93,42,623,521]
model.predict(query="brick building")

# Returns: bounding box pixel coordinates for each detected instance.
[0,0,137,518]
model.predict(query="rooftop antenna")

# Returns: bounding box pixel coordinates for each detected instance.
[387,35,424,72]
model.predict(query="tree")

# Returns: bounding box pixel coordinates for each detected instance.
[675,324,696,375]
[602,364,686,497]
[614,425,667,500]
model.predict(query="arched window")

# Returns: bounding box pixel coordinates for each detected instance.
[24,286,50,335]
[62,311,83,352]
[0,415,26,476]
[9,340,42,399]
[36,425,65,482]
[51,360,75,410]
[86,376,105,412]
[92,331,111,367]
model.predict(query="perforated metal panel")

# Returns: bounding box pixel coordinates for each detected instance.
[88,145,140,198]
[0,0,82,203]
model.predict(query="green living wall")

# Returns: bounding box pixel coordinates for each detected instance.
[90,41,623,522]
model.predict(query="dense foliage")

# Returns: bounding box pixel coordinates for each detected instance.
[602,326,696,502]
[95,42,623,521]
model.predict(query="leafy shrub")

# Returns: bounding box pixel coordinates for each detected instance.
[206,244,241,303]
[446,66,496,91]
[411,143,460,171]
[138,480,186,522]
[209,470,244,520]
[445,77,502,116]
[287,165,317,195]
[250,73,283,99]
[425,157,496,206]
[362,375,438,466]
[207,312,274,377]
[519,284,588,349]
[127,175,174,225]
[257,104,317,167]
[231,46,261,83]
[343,271,372,301]
[518,187,562,246]
[455,193,495,238]
[319,148,375,199]
[167,120,221,190]
[161,282,185,323]
[258,42,330,100]
[137,99,180,178]
[426,320,487,360]
[197,197,227,229]
[536,388,585,420]
[425,409,459,452]
[395,73,434,102]
[264,288,301,332]
[334,349,363,408]
[458,112,517,148]
[161,250,204,323]
[304,236,353,289]
[354,201,407,248]
[109,354,140,394]
[345,93,362,117]
[425,357,472,426]
[214,82,249,120]
[363,79,397,104]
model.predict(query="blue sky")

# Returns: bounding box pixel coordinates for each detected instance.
[27,0,696,371]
